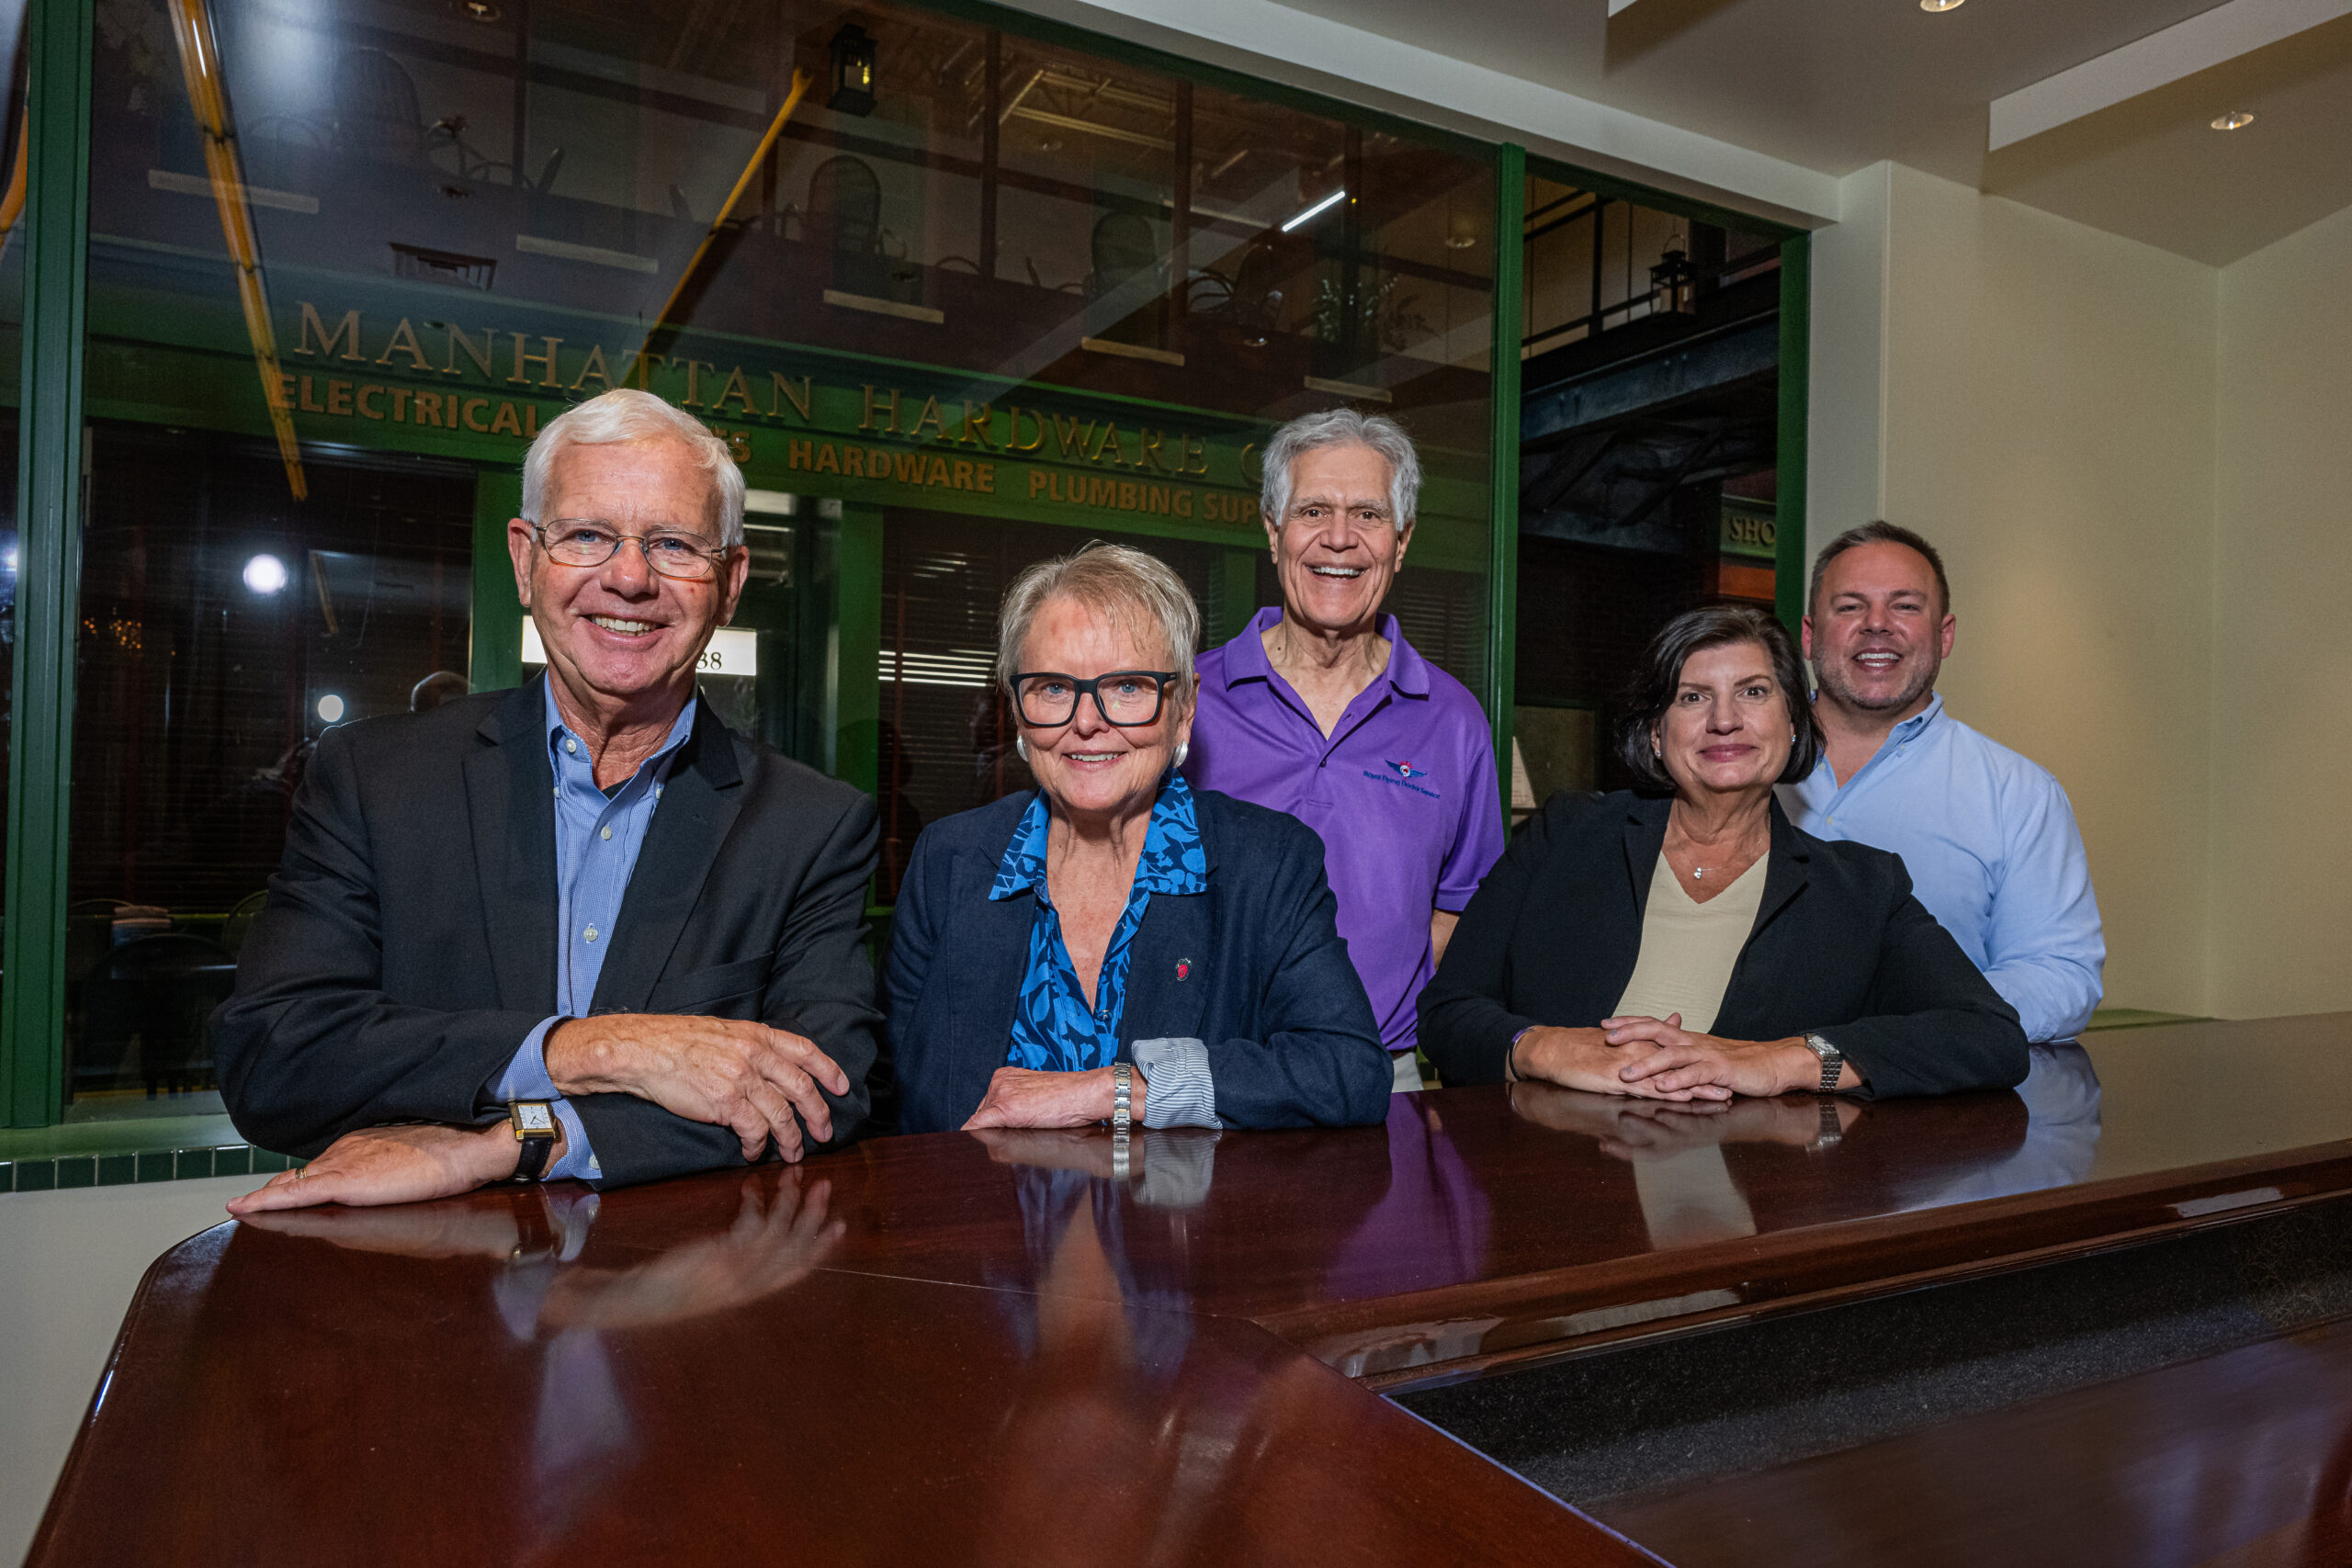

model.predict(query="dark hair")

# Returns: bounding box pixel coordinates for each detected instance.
[1615,605,1821,792]
[1807,521,1951,616]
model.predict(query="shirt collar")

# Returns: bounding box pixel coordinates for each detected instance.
[990,772,1208,901]
[1220,605,1430,698]
[1892,691,1945,740]
[542,677,698,785]
[1805,691,1945,784]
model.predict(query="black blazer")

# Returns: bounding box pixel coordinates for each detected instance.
[1418,791,2027,1098]
[881,787,1392,1134]
[214,678,883,1186]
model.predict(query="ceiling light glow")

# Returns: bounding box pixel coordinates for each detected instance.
[316,694,346,723]
[1281,188,1347,232]
[2211,111,2256,130]
[1919,0,1964,11]
[242,553,289,594]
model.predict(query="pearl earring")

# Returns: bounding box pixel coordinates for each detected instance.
[1015,736,1029,763]
[1173,740,1190,770]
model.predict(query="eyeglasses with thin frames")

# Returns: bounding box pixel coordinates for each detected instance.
[534,520,731,581]
[1012,670,1179,728]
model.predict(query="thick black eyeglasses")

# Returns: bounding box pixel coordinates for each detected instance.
[535,520,731,581]
[1012,670,1178,728]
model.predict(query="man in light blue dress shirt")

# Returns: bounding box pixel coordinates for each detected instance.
[1780,523,2105,1043]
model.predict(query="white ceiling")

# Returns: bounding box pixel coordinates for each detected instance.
[1262,0,2352,265]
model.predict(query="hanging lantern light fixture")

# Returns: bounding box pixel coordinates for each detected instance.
[1648,231,1699,317]
[829,24,877,117]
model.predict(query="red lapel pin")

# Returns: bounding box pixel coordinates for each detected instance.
[1176,959,1192,980]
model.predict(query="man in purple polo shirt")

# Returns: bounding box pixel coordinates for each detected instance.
[1185,409,1504,1092]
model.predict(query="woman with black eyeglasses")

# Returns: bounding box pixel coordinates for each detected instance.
[878,541,1392,1135]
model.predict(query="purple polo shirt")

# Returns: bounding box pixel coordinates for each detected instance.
[1185,607,1504,1054]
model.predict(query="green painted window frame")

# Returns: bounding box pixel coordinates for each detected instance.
[2,0,93,1131]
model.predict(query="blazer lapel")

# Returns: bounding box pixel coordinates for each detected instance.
[1120,888,1213,1049]
[1750,799,1813,938]
[1621,797,1670,925]
[464,679,560,1014]
[952,844,1031,1076]
[589,701,745,1014]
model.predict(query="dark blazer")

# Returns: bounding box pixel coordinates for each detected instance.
[881,786,1392,1134]
[214,678,883,1186]
[1419,790,2027,1099]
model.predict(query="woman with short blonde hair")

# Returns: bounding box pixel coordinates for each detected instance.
[882,541,1391,1134]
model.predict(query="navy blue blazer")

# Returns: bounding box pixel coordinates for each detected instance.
[881,786,1392,1134]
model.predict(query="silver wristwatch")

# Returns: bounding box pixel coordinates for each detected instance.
[1111,1062,1134,1133]
[1801,1032,1845,1096]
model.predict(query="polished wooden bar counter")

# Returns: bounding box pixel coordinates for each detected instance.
[30,1014,2352,1565]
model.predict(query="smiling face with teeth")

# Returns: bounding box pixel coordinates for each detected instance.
[1266,443,1413,643]
[507,435,746,736]
[1016,593,1191,827]
[1804,541,1955,722]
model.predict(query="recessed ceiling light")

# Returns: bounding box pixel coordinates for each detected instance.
[462,1,503,20]
[1920,0,1964,11]
[2211,110,2256,130]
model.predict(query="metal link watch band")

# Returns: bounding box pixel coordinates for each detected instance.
[1804,1032,1844,1096]
[1111,1062,1133,1134]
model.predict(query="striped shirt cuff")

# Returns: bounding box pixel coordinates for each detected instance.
[1132,1037,1221,1130]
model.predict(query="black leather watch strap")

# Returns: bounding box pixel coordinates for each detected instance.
[509,1100,558,1181]
[513,1130,555,1182]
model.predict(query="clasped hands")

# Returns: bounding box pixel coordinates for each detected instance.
[229,1012,848,1215]
[1511,1014,1832,1101]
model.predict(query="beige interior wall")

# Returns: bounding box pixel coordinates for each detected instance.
[2208,205,2352,1019]
[1809,163,2220,1016]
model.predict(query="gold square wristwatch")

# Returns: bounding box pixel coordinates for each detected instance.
[509,1100,558,1181]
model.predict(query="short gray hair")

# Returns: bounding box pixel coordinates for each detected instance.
[520,388,746,547]
[1260,408,1421,532]
[997,542,1200,708]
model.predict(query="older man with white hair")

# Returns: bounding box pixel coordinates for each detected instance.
[1184,409,1504,1090]
[218,389,880,1209]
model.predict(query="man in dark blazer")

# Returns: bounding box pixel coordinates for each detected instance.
[221,389,878,1211]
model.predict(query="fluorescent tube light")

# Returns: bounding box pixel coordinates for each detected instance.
[1281,188,1346,232]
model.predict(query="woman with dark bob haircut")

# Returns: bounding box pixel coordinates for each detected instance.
[1419,604,2026,1101]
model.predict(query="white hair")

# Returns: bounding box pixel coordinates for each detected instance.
[1260,408,1421,532]
[520,388,746,547]
[998,541,1200,707]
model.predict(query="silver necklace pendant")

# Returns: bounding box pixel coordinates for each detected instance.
[1693,866,1706,879]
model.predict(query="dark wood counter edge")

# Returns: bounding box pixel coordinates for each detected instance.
[1283,1141,2352,1393]
[28,1227,1657,1568]
[28,1229,227,1563]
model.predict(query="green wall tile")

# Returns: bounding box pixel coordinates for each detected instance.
[96,1154,134,1185]
[174,1149,214,1180]
[55,1156,94,1189]
[213,1146,251,1177]
[136,1151,175,1183]
[17,1160,53,1191]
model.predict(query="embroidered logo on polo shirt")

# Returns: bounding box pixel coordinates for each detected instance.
[1364,759,1442,799]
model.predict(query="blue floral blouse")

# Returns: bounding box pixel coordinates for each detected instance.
[990,773,1209,1073]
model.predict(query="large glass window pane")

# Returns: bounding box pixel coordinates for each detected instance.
[1515,170,1782,807]
[65,429,473,1116]
[72,0,1496,1111]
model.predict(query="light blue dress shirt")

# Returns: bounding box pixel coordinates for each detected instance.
[492,684,699,1181]
[1780,693,2105,1043]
